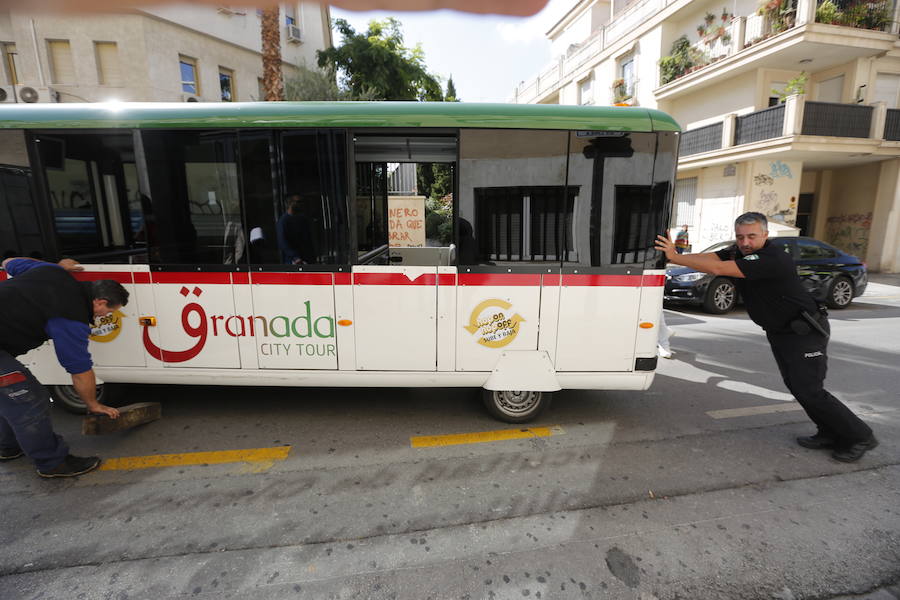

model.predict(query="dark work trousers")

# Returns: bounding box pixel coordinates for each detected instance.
[766,319,872,447]
[0,350,69,471]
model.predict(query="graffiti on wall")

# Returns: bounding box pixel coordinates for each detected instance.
[749,160,801,227]
[826,213,871,258]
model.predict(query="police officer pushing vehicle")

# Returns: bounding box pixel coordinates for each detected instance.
[0,256,126,478]
[654,212,877,463]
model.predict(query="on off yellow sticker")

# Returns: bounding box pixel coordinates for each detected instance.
[90,309,125,343]
[464,298,524,349]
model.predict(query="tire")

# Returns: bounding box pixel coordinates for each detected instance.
[702,277,737,314]
[826,276,853,309]
[482,389,551,423]
[49,383,113,415]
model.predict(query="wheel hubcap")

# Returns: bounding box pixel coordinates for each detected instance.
[714,284,734,310]
[834,281,852,305]
[495,390,540,416]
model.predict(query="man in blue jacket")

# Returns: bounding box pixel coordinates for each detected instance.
[0,257,126,478]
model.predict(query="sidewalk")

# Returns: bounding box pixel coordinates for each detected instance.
[868,272,900,287]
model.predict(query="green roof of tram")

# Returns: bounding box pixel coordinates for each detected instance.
[0,101,679,132]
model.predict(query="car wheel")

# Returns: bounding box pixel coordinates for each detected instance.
[482,389,551,423]
[49,383,112,414]
[702,278,737,314]
[826,276,853,309]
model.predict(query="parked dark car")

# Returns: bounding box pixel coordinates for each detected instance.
[664,236,868,314]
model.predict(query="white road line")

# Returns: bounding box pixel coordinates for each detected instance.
[707,403,803,419]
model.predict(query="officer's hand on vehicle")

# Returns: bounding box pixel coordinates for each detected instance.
[57,258,84,272]
[89,404,120,419]
[654,234,677,261]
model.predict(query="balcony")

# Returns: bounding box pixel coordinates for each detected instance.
[679,95,898,161]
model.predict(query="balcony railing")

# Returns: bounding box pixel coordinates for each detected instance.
[677,96,895,162]
[680,123,723,156]
[801,101,873,138]
[815,0,894,32]
[885,109,900,140]
[735,104,786,145]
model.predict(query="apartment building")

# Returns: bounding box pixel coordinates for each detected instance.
[0,4,332,104]
[512,0,900,273]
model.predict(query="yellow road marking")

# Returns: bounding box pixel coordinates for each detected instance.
[99,446,291,471]
[411,426,563,448]
[707,404,803,419]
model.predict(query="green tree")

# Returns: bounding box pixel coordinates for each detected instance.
[317,18,443,101]
[445,76,459,102]
[284,64,378,101]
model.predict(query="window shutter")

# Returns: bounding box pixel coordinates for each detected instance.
[48,40,75,84]
[96,42,122,86]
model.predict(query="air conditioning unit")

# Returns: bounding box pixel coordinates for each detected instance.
[286,24,303,43]
[17,86,60,103]
[0,85,13,103]
[181,92,200,102]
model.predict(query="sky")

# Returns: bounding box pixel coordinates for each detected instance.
[330,0,572,102]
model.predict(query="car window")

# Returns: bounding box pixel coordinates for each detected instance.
[701,241,734,253]
[798,240,835,260]
[769,238,794,256]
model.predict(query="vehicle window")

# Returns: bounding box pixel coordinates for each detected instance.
[353,135,455,265]
[701,240,734,254]
[458,129,569,265]
[798,240,833,260]
[138,130,243,264]
[33,131,144,263]
[564,131,658,267]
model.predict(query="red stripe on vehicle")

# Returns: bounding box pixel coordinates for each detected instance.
[334,273,351,285]
[232,272,249,285]
[354,273,437,286]
[458,273,541,287]
[251,272,332,285]
[72,272,133,284]
[0,272,7,281]
[151,272,232,284]
[437,273,456,286]
[561,274,644,287]
[641,274,666,287]
[133,273,151,284]
[542,273,561,286]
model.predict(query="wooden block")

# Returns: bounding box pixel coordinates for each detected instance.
[82,402,162,436]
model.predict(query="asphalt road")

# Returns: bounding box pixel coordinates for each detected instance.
[1,280,899,599]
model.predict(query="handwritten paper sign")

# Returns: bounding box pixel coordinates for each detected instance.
[388,196,426,248]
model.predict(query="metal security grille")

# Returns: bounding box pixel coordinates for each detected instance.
[680,123,723,156]
[885,109,900,141]
[801,102,873,138]
[671,177,697,228]
[735,104,785,145]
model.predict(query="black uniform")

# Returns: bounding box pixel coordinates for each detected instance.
[715,241,872,447]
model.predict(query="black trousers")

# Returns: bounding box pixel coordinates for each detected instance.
[766,320,872,447]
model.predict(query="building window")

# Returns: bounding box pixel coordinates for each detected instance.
[179,55,198,94]
[2,43,18,85]
[285,5,296,25]
[219,67,234,102]
[579,77,593,105]
[94,42,122,87]
[48,39,76,85]
[614,54,635,102]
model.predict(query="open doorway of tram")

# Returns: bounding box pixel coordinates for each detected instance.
[353,133,457,266]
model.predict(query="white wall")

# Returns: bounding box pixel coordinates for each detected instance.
[668,71,756,128]
[550,7,594,58]
[690,162,744,252]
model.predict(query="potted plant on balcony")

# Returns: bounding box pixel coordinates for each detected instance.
[771,72,808,103]
[611,78,631,104]
[659,35,707,85]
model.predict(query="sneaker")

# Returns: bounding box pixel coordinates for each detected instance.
[0,446,24,461]
[657,345,673,359]
[832,436,879,463]
[37,455,102,478]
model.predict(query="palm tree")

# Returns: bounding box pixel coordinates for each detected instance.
[260,6,284,101]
